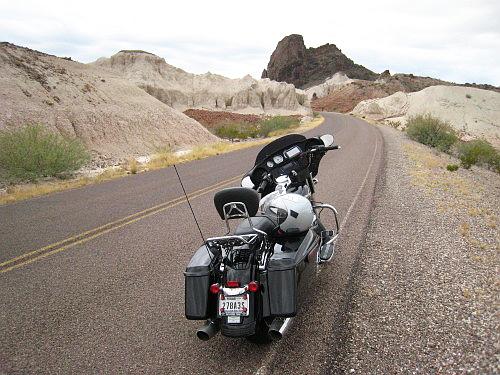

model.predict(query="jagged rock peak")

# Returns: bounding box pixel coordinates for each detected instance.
[262,34,378,89]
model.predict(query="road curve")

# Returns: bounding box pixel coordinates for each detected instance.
[0,113,384,374]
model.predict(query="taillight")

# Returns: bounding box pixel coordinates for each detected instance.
[210,283,220,294]
[247,281,260,292]
[226,280,240,288]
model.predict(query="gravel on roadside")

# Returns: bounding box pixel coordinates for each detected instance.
[336,125,499,373]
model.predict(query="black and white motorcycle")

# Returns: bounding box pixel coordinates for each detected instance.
[184,133,340,342]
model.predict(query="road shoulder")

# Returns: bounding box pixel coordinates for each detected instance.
[335,125,499,373]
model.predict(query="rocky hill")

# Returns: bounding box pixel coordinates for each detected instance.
[0,43,217,160]
[262,34,377,89]
[93,51,310,115]
[352,85,500,146]
[309,69,500,113]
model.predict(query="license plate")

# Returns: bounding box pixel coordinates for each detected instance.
[218,294,249,316]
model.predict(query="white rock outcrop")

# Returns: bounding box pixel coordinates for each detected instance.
[352,85,500,146]
[92,51,311,115]
[305,73,353,100]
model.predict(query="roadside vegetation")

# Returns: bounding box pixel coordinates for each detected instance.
[213,116,300,140]
[0,116,324,205]
[0,124,90,183]
[148,115,322,170]
[405,114,499,173]
[406,114,458,152]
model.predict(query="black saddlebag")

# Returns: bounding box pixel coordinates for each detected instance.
[267,258,297,317]
[184,246,213,320]
[265,230,317,317]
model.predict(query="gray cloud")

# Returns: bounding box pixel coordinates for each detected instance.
[0,0,498,85]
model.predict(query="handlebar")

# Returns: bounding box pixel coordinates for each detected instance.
[312,144,340,152]
[254,144,340,193]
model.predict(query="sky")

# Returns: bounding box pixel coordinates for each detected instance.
[1,0,499,86]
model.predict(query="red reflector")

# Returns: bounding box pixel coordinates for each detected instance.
[226,280,240,288]
[210,283,220,294]
[247,281,259,292]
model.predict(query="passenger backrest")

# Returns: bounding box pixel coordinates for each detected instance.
[213,187,260,220]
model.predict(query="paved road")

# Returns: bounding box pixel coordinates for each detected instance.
[0,113,384,374]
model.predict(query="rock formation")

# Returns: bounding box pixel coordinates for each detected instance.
[93,51,310,116]
[0,43,217,159]
[262,34,377,89]
[308,69,500,113]
[351,86,500,146]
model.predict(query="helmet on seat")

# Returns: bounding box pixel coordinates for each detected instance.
[260,193,315,234]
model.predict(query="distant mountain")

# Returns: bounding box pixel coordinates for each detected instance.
[262,34,377,89]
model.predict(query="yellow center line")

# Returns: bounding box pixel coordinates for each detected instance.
[0,174,242,274]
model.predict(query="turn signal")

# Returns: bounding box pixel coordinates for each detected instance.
[247,281,260,292]
[210,283,220,294]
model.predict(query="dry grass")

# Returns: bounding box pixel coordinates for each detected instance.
[402,142,499,256]
[0,168,126,205]
[124,158,138,174]
[0,116,324,205]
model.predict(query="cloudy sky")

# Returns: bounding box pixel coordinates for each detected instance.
[1,0,499,85]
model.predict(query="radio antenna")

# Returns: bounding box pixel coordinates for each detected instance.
[173,164,206,244]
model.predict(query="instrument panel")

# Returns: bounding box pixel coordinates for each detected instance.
[265,145,301,169]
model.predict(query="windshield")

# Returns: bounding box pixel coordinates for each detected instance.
[254,134,306,165]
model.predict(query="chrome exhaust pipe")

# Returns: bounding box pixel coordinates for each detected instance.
[196,319,219,341]
[268,317,294,341]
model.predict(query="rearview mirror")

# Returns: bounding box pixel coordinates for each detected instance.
[320,134,334,147]
[241,176,255,189]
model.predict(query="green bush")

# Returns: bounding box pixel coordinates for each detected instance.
[406,114,458,152]
[446,164,459,172]
[259,116,299,137]
[0,124,90,182]
[214,116,299,139]
[214,122,259,139]
[456,139,499,172]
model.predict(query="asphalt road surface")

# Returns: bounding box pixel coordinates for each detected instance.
[0,113,384,374]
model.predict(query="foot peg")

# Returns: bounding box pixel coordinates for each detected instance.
[318,230,336,263]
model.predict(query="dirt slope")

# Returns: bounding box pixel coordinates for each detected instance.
[0,43,217,159]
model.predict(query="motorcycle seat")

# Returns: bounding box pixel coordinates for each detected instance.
[234,216,277,235]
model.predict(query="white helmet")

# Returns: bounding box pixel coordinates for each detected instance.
[261,193,315,234]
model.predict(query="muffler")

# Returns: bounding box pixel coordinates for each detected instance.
[268,317,294,341]
[196,319,220,341]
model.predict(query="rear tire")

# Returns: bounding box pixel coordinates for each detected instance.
[246,320,272,344]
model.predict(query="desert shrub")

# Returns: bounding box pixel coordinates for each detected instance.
[214,116,299,139]
[446,164,459,172]
[465,94,472,99]
[214,122,260,139]
[387,120,401,129]
[258,116,299,137]
[126,158,138,174]
[0,124,90,182]
[405,114,458,152]
[456,139,499,172]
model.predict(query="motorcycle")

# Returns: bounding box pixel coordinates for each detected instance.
[184,133,341,342]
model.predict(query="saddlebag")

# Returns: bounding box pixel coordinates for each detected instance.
[267,258,297,317]
[184,246,213,320]
[265,230,317,317]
